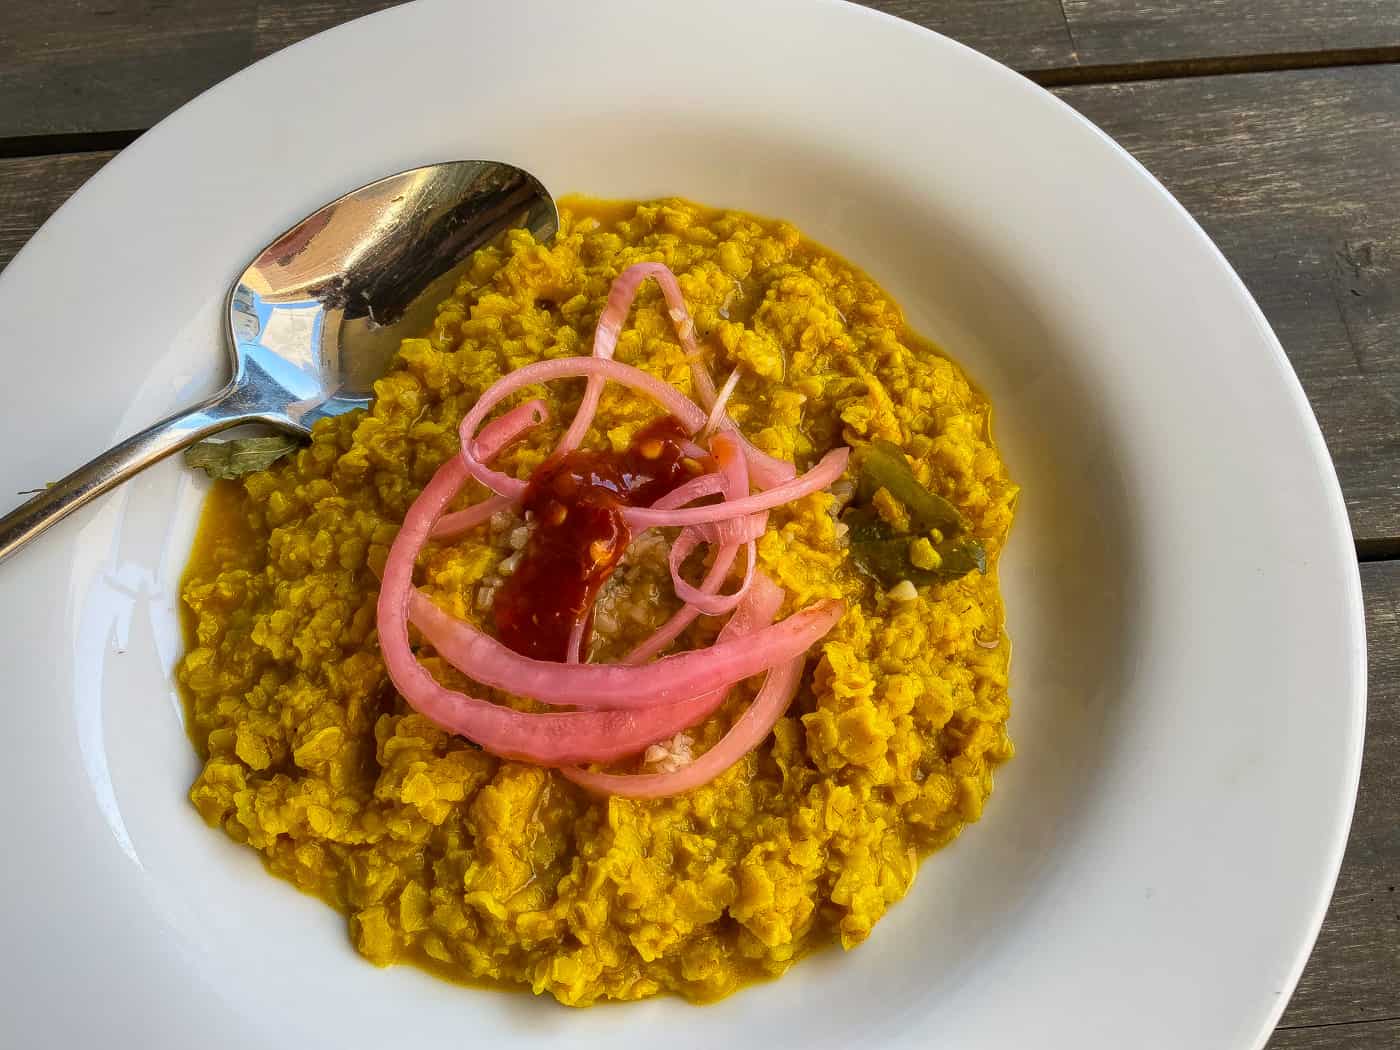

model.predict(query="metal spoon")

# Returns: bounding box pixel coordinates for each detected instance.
[0,160,558,564]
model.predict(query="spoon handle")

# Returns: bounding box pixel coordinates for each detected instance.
[0,387,263,565]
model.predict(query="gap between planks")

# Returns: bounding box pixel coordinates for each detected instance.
[0,129,142,162]
[1030,43,1400,86]
[3,47,1400,161]
[1356,539,1400,564]
[1276,1013,1400,1033]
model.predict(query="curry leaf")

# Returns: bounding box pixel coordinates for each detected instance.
[184,435,300,480]
[842,506,987,586]
[854,439,965,534]
[843,440,987,587]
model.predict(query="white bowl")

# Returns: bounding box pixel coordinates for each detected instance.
[0,1,1364,1048]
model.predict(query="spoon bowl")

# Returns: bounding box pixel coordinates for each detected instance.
[0,159,557,563]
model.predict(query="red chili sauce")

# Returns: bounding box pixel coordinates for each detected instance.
[493,417,700,661]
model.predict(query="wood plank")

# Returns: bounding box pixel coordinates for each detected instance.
[6,3,1400,142]
[1064,0,1400,65]
[1265,560,1400,1038]
[855,0,1075,70]
[0,0,403,140]
[0,152,113,270]
[6,2,1400,144]
[0,1,255,138]
[252,0,406,59]
[0,1,1076,141]
[1270,1017,1400,1050]
[1058,64,1400,545]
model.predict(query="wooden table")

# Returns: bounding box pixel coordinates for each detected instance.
[1,2,1395,1045]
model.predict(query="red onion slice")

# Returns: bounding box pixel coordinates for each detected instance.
[430,397,546,539]
[570,262,795,488]
[408,588,843,710]
[626,437,766,664]
[555,262,658,455]
[660,432,757,618]
[431,493,513,542]
[667,529,757,617]
[623,446,849,529]
[693,512,769,547]
[458,356,709,499]
[565,620,586,665]
[377,455,759,765]
[562,654,803,797]
[474,398,550,462]
[701,367,742,438]
[648,472,725,512]
[563,573,809,798]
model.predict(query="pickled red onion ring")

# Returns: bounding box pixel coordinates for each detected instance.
[457,356,708,499]
[565,621,587,665]
[542,261,793,488]
[408,588,843,710]
[624,474,747,666]
[555,261,659,456]
[624,526,760,664]
[623,446,849,529]
[563,575,808,798]
[607,263,794,488]
[660,432,758,618]
[667,529,757,617]
[701,367,742,438]
[647,472,725,512]
[430,398,547,540]
[377,455,755,765]
[693,511,769,547]
[563,652,805,797]
[475,398,550,462]
[720,425,796,490]
[431,493,513,542]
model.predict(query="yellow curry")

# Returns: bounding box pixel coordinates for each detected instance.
[178,196,1018,1005]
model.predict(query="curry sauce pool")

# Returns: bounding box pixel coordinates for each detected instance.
[178,196,1019,1005]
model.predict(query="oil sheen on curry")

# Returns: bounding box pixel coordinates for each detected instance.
[178,196,1018,1006]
